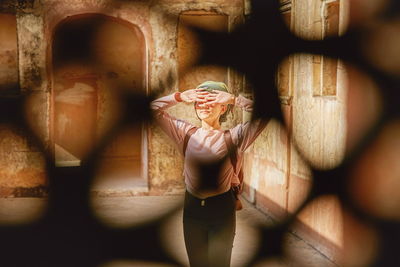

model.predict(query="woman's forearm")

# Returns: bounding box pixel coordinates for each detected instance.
[150,92,192,145]
[234,94,253,113]
[150,93,180,112]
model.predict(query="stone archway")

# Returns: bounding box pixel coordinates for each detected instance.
[51,13,148,193]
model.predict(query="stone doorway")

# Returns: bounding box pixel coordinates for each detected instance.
[51,13,148,194]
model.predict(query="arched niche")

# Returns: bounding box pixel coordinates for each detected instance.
[51,13,148,193]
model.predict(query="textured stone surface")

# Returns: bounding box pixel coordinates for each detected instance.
[0,127,47,190]
[0,0,347,263]
[241,0,348,263]
[90,196,336,267]
[0,14,18,94]
[0,196,337,266]
[17,12,47,92]
[0,0,35,13]
[147,0,245,194]
[24,91,50,149]
[293,195,343,263]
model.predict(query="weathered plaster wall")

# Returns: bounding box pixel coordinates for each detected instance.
[0,0,346,262]
[291,0,347,263]
[0,7,48,197]
[0,126,47,197]
[147,0,244,194]
[0,14,18,93]
[242,0,348,263]
[0,0,245,196]
[51,14,146,166]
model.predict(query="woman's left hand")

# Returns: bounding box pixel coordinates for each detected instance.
[202,90,235,107]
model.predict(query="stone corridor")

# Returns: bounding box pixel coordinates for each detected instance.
[0,196,337,267]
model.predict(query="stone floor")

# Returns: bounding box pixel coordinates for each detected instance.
[0,196,338,267]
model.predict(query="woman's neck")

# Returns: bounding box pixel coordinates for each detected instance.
[201,119,221,130]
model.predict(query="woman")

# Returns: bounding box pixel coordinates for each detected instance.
[151,81,268,267]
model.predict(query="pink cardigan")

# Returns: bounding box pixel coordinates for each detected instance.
[151,94,268,198]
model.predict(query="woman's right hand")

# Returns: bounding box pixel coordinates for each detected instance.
[180,89,207,103]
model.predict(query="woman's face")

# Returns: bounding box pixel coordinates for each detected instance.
[195,102,227,122]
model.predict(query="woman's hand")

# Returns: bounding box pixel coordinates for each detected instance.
[180,89,223,104]
[180,89,235,107]
[200,90,235,107]
[180,89,202,103]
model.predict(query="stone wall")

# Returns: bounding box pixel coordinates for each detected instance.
[0,8,48,197]
[0,0,348,262]
[0,0,245,196]
[242,0,349,263]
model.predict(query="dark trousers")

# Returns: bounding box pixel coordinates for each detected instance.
[183,189,236,267]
